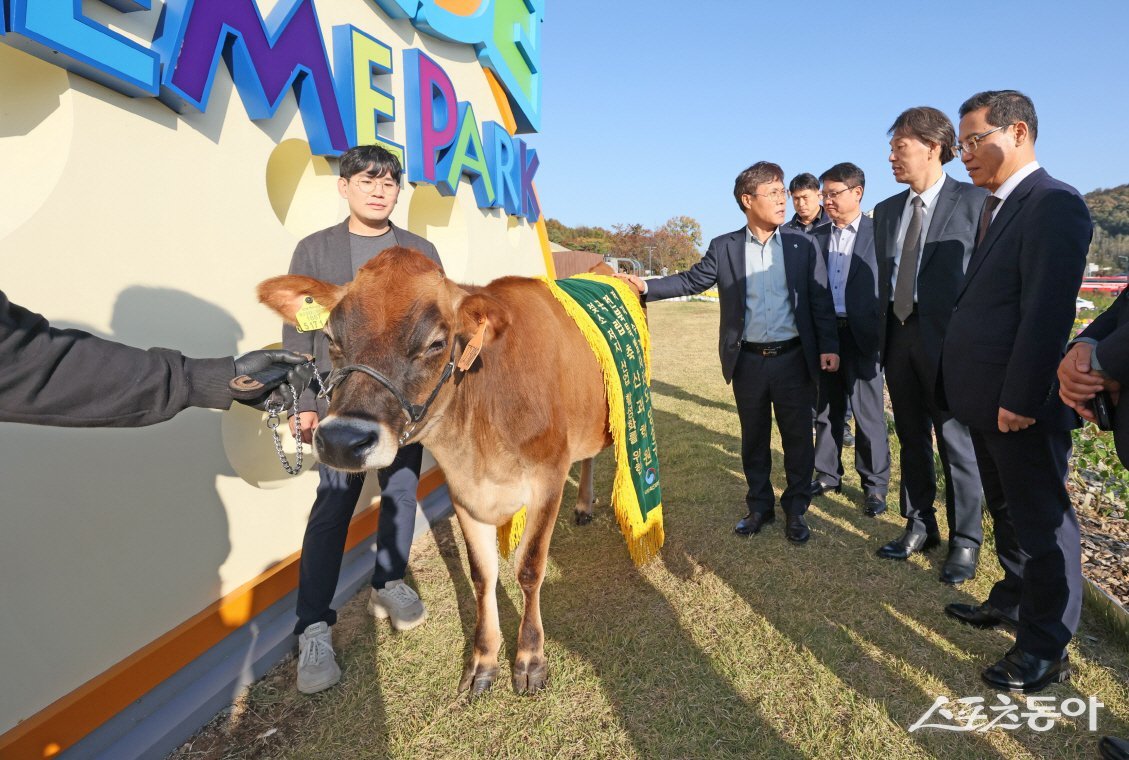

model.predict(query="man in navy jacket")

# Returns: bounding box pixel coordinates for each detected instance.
[941,91,1092,693]
[810,163,891,517]
[620,161,838,544]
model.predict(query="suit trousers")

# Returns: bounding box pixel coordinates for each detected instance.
[732,345,814,517]
[970,427,1081,659]
[814,323,890,496]
[885,314,983,547]
[293,443,423,634]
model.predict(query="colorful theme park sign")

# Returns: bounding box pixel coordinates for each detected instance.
[0,0,542,221]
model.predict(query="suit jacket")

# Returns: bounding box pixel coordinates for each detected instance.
[941,168,1092,431]
[812,214,881,359]
[283,219,441,412]
[874,175,988,381]
[1077,289,1129,465]
[645,225,838,383]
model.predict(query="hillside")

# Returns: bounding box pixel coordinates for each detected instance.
[1087,183,1129,237]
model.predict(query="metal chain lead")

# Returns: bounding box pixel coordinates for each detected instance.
[263,359,329,476]
[266,381,303,475]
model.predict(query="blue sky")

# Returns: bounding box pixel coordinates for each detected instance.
[527,0,1129,244]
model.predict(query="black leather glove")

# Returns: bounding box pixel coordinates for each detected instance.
[231,349,315,409]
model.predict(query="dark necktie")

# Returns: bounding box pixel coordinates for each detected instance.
[977,195,1002,248]
[892,196,923,322]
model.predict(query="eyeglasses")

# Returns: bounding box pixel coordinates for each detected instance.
[351,176,400,194]
[955,124,1013,157]
[820,186,858,201]
[749,188,788,201]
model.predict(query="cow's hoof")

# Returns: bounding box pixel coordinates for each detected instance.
[458,664,497,698]
[574,511,592,526]
[512,657,548,695]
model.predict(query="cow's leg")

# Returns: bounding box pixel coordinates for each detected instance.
[573,457,595,525]
[453,503,502,697]
[512,484,563,694]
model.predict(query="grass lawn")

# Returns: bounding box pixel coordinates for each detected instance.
[177,301,1129,759]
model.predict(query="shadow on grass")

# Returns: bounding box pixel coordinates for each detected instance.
[545,404,1129,759]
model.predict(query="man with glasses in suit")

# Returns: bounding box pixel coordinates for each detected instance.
[810,163,891,518]
[619,162,839,544]
[941,91,1092,693]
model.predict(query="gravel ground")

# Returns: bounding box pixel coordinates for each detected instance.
[1071,482,1129,611]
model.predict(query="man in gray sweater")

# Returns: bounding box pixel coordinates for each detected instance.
[283,145,443,694]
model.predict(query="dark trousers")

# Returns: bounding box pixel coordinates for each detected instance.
[886,315,983,547]
[293,443,423,634]
[732,345,815,517]
[970,427,1081,659]
[814,323,890,496]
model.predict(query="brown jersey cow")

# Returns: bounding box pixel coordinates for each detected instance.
[259,246,612,696]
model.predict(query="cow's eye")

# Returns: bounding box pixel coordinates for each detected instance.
[425,338,446,355]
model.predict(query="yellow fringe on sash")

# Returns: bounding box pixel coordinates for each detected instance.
[533,274,665,567]
[497,506,526,560]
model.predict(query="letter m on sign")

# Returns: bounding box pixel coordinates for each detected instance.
[157,0,349,156]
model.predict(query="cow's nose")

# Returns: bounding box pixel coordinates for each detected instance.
[314,418,380,470]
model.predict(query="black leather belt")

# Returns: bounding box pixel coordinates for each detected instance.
[836,316,850,329]
[741,337,801,357]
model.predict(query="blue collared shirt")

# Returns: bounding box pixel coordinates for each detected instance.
[744,227,799,342]
[827,214,861,316]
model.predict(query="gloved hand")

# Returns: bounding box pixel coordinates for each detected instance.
[231,349,316,409]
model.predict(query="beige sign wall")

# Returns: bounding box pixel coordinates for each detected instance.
[0,1,545,736]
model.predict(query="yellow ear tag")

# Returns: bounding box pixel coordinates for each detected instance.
[295,296,330,333]
[457,319,488,371]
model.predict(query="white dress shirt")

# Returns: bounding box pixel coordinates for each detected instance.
[990,160,1041,220]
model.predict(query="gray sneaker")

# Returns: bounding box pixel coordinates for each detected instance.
[296,621,341,694]
[368,579,428,631]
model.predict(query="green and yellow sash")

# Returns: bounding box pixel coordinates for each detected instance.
[497,274,664,566]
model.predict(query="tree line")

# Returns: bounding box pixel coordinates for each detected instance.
[547,184,1129,276]
[545,216,703,274]
[1085,184,1129,271]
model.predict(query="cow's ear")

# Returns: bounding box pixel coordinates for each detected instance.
[456,292,510,346]
[257,275,347,326]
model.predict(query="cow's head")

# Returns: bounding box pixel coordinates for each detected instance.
[258,246,508,471]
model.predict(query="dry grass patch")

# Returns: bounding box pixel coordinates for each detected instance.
[175,301,1129,760]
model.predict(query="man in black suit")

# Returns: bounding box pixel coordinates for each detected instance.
[810,163,891,517]
[1060,288,1129,465]
[785,173,830,233]
[872,107,988,585]
[941,91,1092,693]
[619,162,839,543]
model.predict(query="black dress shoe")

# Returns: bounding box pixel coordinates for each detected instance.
[864,494,887,517]
[786,514,810,544]
[940,546,980,585]
[876,530,941,560]
[1100,736,1129,760]
[944,600,1018,630]
[981,646,1070,693]
[810,479,841,496]
[735,511,775,535]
